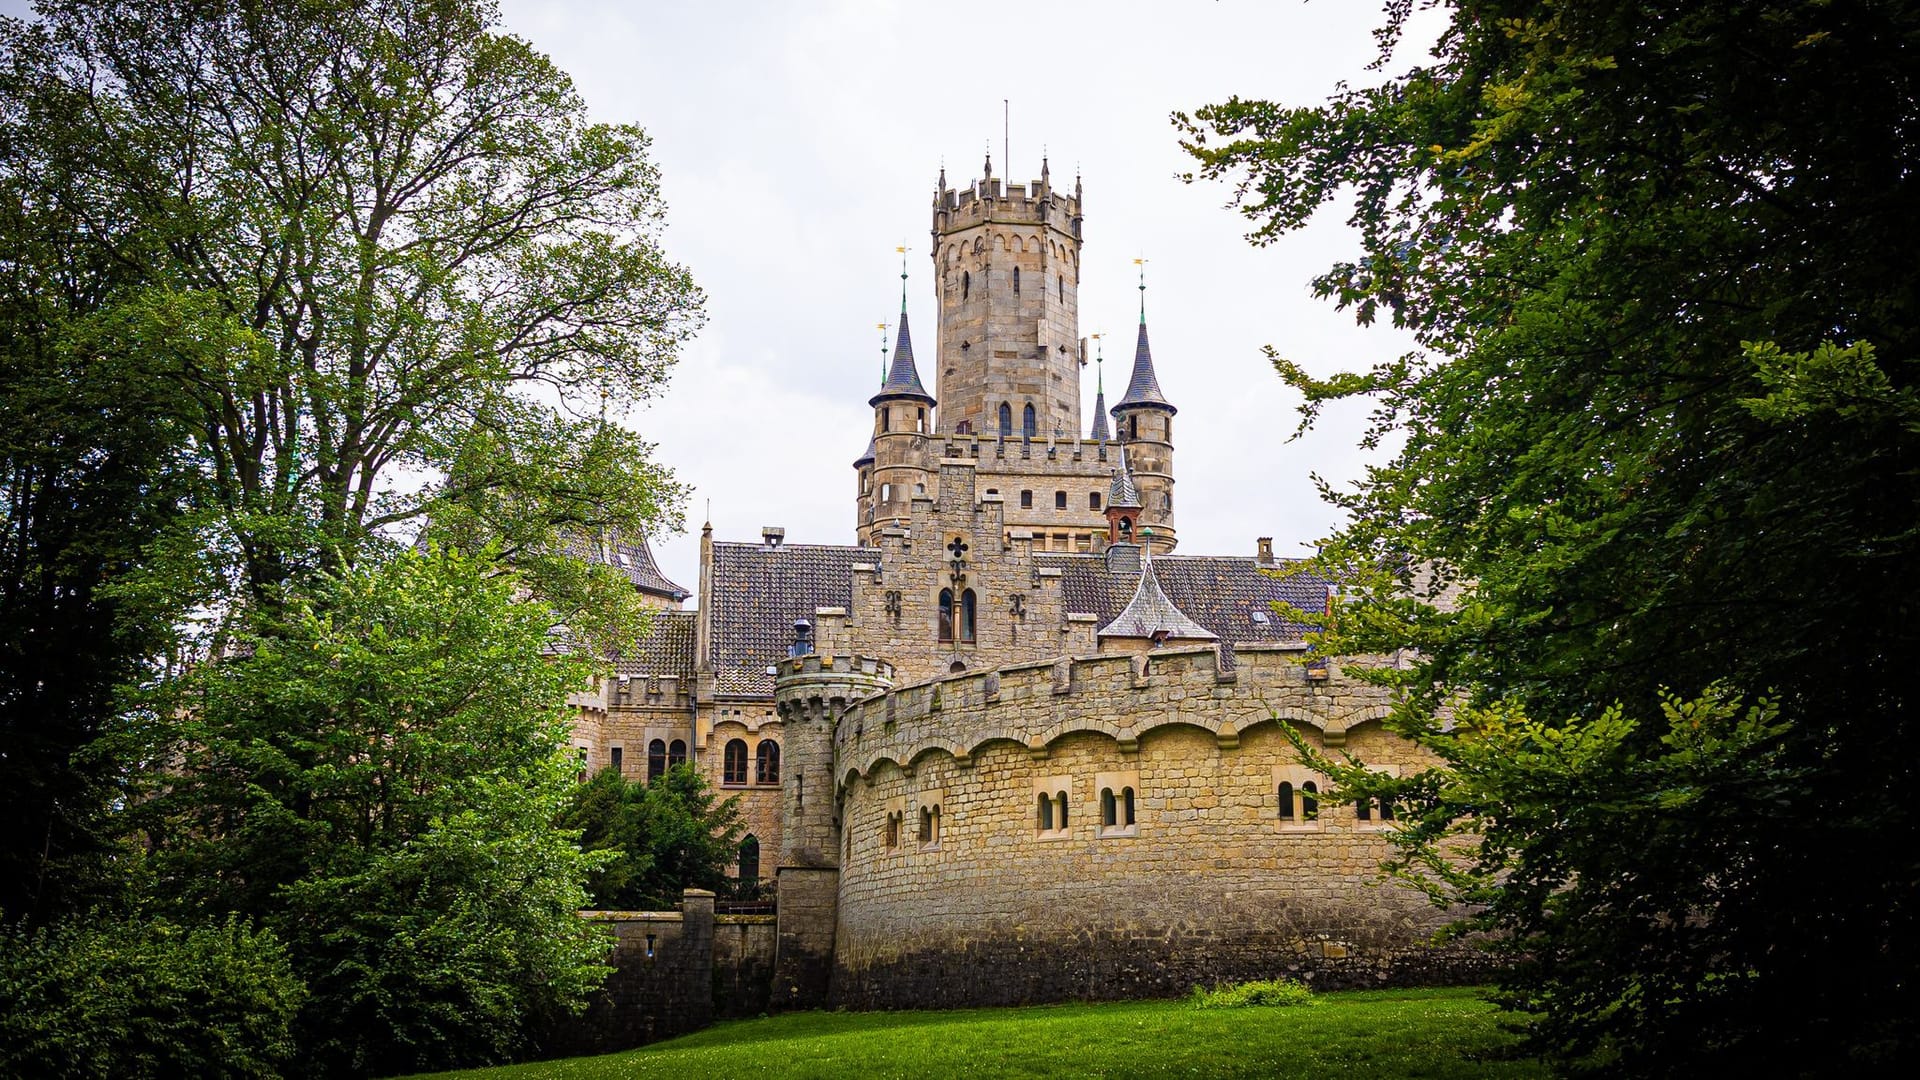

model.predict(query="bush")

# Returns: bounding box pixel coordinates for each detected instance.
[0,913,304,1079]
[1188,978,1315,1009]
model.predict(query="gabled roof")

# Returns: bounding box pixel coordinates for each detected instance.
[615,609,696,679]
[1098,547,1215,641]
[1041,552,1327,643]
[706,541,875,696]
[563,528,689,602]
[1113,318,1175,414]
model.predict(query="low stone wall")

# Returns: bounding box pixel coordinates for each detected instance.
[828,650,1487,1009]
[712,914,777,1018]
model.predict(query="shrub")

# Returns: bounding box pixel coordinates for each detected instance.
[0,913,304,1079]
[1188,978,1315,1009]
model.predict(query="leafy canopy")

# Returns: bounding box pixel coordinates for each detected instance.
[1181,0,1919,1073]
[560,764,747,911]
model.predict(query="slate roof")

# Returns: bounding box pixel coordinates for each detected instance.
[1107,446,1142,509]
[1113,318,1175,413]
[1040,552,1328,642]
[869,311,935,407]
[707,541,875,695]
[1099,549,1215,641]
[853,433,876,467]
[615,609,696,679]
[1088,385,1110,441]
[562,528,689,602]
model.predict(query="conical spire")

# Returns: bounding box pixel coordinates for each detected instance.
[870,261,934,408]
[1098,536,1214,642]
[1114,267,1175,413]
[1108,445,1142,509]
[1088,339,1110,441]
[853,433,876,467]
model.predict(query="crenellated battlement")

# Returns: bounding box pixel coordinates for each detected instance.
[832,643,1397,785]
[935,173,1081,233]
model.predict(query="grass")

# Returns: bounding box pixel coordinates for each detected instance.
[406,986,1544,1079]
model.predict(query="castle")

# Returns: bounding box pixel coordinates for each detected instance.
[567,158,1473,1011]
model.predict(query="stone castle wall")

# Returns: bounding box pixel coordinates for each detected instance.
[825,645,1487,1008]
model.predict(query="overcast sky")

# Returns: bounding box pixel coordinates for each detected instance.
[496,0,1447,599]
[8,0,1441,601]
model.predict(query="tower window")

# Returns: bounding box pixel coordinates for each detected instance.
[880,410,889,432]
[723,739,747,785]
[938,588,954,642]
[647,739,667,781]
[1022,403,1036,437]
[1013,266,1020,294]
[1090,492,1101,510]
[999,402,1012,434]
[917,407,925,430]
[1129,415,1139,439]
[963,271,970,300]
[1058,274,1064,300]
[756,740,780,784]
[610,746,623,773]
[1020,490,1033,509]
[1054,490,1067,510]
[959,589,977,643]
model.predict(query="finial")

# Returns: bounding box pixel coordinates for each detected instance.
[877,321,890,385]
[1041,150,1049,181]
[1092,333,1104,392]
[1134,257,1148,323]
[897,245,908,312]
[984,142,992,178]
[938,160,946,190]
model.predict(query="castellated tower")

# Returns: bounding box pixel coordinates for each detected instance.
[931,156,1084,438]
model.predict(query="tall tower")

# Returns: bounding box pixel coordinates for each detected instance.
[931,155,1085,437]
[865,269,935,539]
[1111,280,1177,554]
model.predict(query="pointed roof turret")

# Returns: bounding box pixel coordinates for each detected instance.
[1108,445,1142,509]
[1114,263,1175,414]
[1089,336,1111,440]
[853,433,876,467]
[1098,536,1215,642]
[870,259,935,409]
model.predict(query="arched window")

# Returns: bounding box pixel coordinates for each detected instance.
[959,589,977,643]
[1055,791,1069,829]
[647,739,667,781]
[756,740,780,785]
[668,739,686,768]
[1301,780,1320,821]
[884,812,901,848]
[723,738,748,785]
[918,805,940,844]
[937,588,954,642]
[1277,781,1295,821]
[1022,403,1037,437]
[1118,516,1133,541]
[1101,787,1117,827]
[738,835,760,882]
[949,660,967,674]
[1123,786,1136,827]
[963,271,970,300]
[1013,266,1021,294]
[1036,793,1054,832]
[998,402,1012,433]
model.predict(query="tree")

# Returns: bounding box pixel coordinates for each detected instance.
[1180,1,1918,1073]
[560,764,745,911]
[2,0,701,636]
[139,546,612,1075]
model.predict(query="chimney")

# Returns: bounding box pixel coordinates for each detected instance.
[1256,537,1275,566]
[762,526,785,549]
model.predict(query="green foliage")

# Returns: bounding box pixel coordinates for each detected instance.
[1187,978,1315,1009]
[560,764,746,911]
[405,989,1538,1080]
[1182,0,1920,1073]
[140,547,612,1075]
[2,0,700,639]
[0,912,304,1079]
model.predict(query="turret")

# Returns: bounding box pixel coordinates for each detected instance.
[1111,276,1177,553]
[772,635,895,867]
[931,155,1084,438]
[865,264,935,542]
[1104,445,1143,545]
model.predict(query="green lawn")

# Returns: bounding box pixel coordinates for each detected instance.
[409,987,1545,1079]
